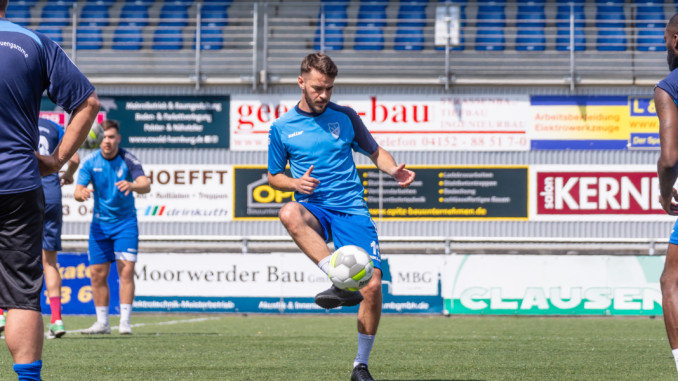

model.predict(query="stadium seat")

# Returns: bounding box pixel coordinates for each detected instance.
[80,4,110,27]
[358,4,387,27]
[166,0,194,5]
[394,28,425,50]
[153,27,183,50]
[596,28,627,51]
[203,0,233,3]
[596,5,626,29]
[354,27,384,50]
[37,28,64,45]
[195,27,224,50]
[40,3,71,27]
[515,4,545,51]
[398,5,427,28]
[77,27,103,50]
[595,0,625,4]
[5,4,31,27]
[318,4,348,28]
[476,4,506,28]
[125,0,154,4]
[113,27,144,50]
[86,0,116,4]
[11,0,37,5]
[119,4,150,27]
[556,5,586,28]
[556,27,586,51]
[201,5,229,27]
[635,5,664,29]
[475,27,505,51]
[636,29,665,51]
[314,27,344,50]
[159,4,189,27]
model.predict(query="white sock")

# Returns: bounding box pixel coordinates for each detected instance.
[672,348,678,373]
[95,306,109,326]
[120,304,132,326]
[353,333,375,368]
[318,256,331,276]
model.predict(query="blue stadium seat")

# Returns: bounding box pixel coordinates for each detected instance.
[360,0,389,10]
[394,28,425,50]
[595,5,625,28]
[475,28,505,51]
[11,0,38,5]
[119,4,150,27]
[516,29,545,51]
[159,4,189,27]
[86,0,115,4]
[476,5,506,28]
[125,0,154,4]
[40,4,71,27]
[153,27,183,50]
[354,27,384,50]
[319,4,348,28]
[203,0,233,3]
[398,5,427,28]
[195,27,224,50]
[635,5,664,29]
[37,28,63,45]
[358,4,387,27]
[556,27,586,51]
[166,0,194,5]
[516,4,545,51]
[6,4,31,26]
[595,0,625,4]
[77,27,103,50]
[637,29,665,52]
[80,4,110,27]
[201,5,229,27]
[113,27,143,50]
[556,5,586,28]
[596,28,627,51]
[314,27,344,50]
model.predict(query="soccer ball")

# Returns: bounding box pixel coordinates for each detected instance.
[328,245,374,291]
[81,123,104,149]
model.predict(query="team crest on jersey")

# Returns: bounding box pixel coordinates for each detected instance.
[117,166,124,178]
[329,122,341,138]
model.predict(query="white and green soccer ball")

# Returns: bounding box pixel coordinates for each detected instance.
[81,122,104,149]
[328,245,374,291]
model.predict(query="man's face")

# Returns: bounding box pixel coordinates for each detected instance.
[299,69,334,114]
[666,27,678,71]
[100,128,120,156]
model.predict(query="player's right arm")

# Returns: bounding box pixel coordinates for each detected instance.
[656,86,678,215]
[266,123,320,195]
[74,184,93,202]
[74,155,93,202]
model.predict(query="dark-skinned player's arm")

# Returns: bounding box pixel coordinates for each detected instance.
[656,87,678,215]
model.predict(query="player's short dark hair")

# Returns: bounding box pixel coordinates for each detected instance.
[101,120,119,133]
[0,1,8,13]
[300,53,338,78]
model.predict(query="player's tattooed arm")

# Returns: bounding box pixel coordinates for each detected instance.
[655,87,678,215]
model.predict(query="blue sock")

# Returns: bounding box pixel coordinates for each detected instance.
[13,360,41,381]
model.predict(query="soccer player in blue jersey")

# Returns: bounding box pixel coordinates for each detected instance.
[38,117,80,339]
[267,53,415,381]
[0,1,100,379]
[75,120,150,335]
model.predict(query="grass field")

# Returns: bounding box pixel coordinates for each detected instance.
[0,314,673,380]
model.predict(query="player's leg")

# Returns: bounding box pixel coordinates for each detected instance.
[661,242,678,371]
[42,202,65,338]
[82,222,114,334]
[0,189,45,380]
[113,217,139,335]
[331,213,382,381]
[278,202,330,263]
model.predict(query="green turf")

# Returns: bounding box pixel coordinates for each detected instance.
[0,314,673,380]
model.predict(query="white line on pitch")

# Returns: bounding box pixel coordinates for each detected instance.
[69,316,223,333]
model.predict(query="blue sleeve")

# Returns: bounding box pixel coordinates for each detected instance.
[40,35,95,114]
[346,108,379,157]
[657,69,678,101]
[76,158,92,186]
[267,123,287,175]
[121,150,145,180]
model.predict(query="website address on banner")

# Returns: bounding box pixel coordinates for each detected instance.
[369,207,488,217]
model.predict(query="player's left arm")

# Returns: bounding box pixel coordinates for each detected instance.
[656,86,678,215]
[60,152,80,186]
[116,175,150,196]
[369,147,415,188]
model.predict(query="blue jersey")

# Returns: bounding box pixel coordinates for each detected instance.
[0,18,94,194]
[267,102,379,216]
[77,148,145,222]
[38,118,65,204]
[658,68,678,107]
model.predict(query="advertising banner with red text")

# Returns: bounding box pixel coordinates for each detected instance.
[230,95,530,151]
[529,165,673,221]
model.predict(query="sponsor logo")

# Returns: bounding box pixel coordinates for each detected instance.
[287,131,303,139]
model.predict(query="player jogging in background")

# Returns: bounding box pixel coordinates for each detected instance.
[655,12,678,374]
[267,53,415,381]
[75,120,150,335]
[0,1,100,379]
[39,117,80,339]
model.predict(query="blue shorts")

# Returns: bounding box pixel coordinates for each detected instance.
[670,219,678,245]
[300,202,381,270]
[88,217,139,265]
[43,203,62,252]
